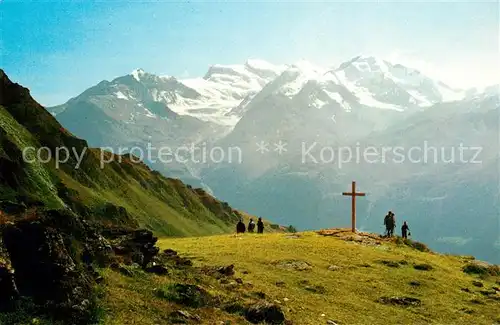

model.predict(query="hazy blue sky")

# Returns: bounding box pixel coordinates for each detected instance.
[2,1,498,106]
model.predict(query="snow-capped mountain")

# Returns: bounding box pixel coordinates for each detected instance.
[51,59,285,126]
[245,55,468,116]
[51,55,479,128]
[333,55,466,105]
[171,59,286,125]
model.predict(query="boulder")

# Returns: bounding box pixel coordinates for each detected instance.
[253,291,266,299]
[245,302,286,324]
[413,263,433,271]
[377,260,401,268]
[109,228,160,268]
[463,260,500,276]
[162,250,193,268]
[163,283,214,308]
[377,296,421,307]
[218,264,235,276]
[169,309,201,322]
[275,260,312,271]
[164,248,178,256]
[145,264,169,275]
[223,302,247,315]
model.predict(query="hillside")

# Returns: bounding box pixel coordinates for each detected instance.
[0,69,273,237]
[99,230,499,324]
[0,71,286,324]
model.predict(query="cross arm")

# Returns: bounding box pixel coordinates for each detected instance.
[342,192,366,196]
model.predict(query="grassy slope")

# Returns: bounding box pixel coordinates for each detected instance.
[0,105,63,207]
[121,231,499,325]
[0,103,236,236]
[0,70,281,237]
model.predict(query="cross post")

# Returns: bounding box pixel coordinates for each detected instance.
[342,181,366,232]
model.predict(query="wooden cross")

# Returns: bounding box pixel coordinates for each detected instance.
[342,181,365,233]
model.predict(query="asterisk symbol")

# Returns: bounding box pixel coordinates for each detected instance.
[274,140,288,155]
[256,141,270,154]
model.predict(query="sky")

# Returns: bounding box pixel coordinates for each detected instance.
[2,1,499,106]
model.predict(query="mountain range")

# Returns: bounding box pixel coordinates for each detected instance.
[48,55,500,263]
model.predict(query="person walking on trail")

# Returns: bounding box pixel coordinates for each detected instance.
[248,218,256,233]
[236,219,246,234]
[257,217,264,234]
[401,221,410,239]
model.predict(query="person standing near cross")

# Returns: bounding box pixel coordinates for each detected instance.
[342,181,366,233]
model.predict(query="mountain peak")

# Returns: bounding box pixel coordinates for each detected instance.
[338,55,390,73]
[130,68,146,81]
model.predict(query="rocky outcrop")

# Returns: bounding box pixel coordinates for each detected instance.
[2,218,97,323]
[107,228,160,268]
[0,208,163,324]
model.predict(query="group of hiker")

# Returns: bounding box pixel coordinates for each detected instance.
[236,217,264,234]
[238,212,410,238]
[383,211,410,239]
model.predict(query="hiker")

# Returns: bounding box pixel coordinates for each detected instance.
[248,218,256,233]
[401,221,410,239]
[383,212,390,237]
[257,217,264,234]
[389,212,396,237]
[384,211,394,237]
[236,219,246,234]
